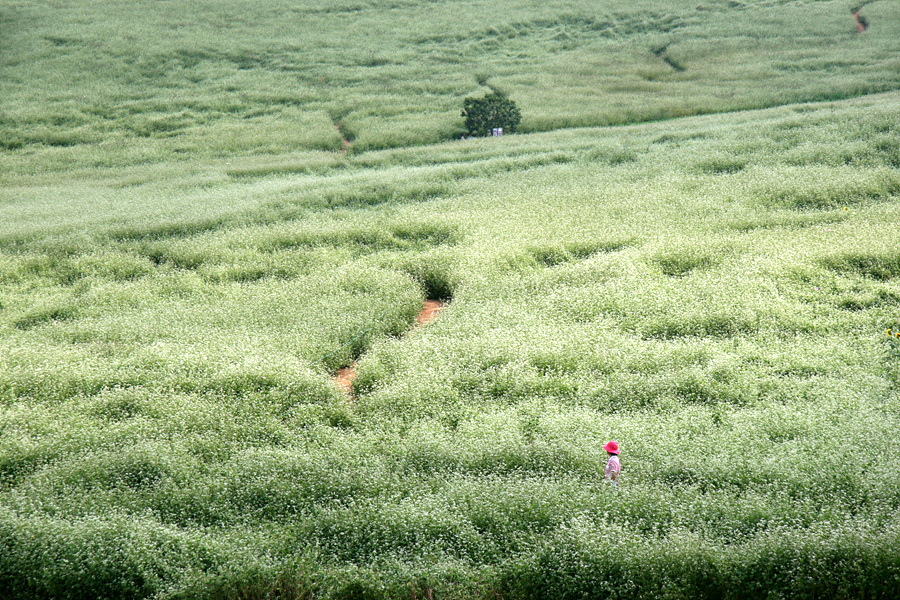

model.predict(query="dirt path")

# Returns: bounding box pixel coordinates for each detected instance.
[334,123,353,153]
[415,299,446,327]
[852,1,874,32]
[333,364,357,396]
[332,299,446,398]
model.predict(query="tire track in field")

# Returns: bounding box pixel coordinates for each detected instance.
[332,299,446,400]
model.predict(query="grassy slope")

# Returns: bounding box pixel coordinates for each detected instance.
[2,1,900,599]
[2,0,900,164]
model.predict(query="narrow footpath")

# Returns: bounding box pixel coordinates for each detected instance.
[333,299,446,399]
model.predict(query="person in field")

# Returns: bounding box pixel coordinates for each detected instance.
[604,440,621,486]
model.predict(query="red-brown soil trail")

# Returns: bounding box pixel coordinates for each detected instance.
[332,299,446,397]
[851,1,873,32]
[333,364,357,397]
[334,123,352,153]
[415,299,446,327]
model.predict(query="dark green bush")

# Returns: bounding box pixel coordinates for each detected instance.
[461,92,521,137]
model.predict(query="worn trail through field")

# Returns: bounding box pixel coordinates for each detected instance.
[851,1,874,32]
[334,122,353,153]
[333,299,446,398]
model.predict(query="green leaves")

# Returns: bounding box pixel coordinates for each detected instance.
[3,37,900,599]
[461,92,522,137]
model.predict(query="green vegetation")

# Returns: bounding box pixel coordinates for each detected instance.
[4,0,900,164]
[462,92,522,137]
[2,0,900,598]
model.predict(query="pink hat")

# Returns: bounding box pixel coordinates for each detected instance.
[604,440,619,454]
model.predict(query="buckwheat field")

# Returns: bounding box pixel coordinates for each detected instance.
[2,1,900,598]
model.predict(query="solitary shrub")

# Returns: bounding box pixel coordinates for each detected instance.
[461,92,521,137]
